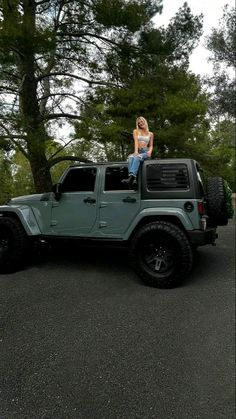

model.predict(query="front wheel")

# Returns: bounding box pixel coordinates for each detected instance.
[0,217,29,273]
[129,221,193,288]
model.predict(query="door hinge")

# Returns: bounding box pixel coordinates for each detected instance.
[99,221,107,228]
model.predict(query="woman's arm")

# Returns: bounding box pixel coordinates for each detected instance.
[133,129,139,154]
[147,132,154,156]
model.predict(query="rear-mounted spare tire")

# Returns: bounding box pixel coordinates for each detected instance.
[206,177,234,226]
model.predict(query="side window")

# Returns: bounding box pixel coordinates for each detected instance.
[105,166,128,191]
[146,164,190,190]
[61,167,97,192]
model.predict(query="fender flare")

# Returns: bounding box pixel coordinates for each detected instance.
[125,207,193,240]
[0,205,41,236]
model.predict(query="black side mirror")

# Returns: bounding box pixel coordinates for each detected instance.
[52,183,62,201]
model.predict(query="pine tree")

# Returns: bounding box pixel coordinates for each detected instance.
[0,0,161,192]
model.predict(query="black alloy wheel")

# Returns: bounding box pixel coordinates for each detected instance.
[130,221,193,288]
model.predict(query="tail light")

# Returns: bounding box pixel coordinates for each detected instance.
[197,201,205,215]
[198,201,208,230]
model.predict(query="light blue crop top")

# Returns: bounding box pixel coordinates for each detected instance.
[138,134,150,144]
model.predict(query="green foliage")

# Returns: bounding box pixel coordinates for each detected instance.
[1,0,232,199]
[74,64,210,163]
[1,0,162,193]
[164,2,203,62]
[82,1,206,160]
[199,119,235,191]
[0,151,13,204]
[10,152,35,197]
[206,6,236,118]
[223,180,234,218]
[204,6,235,189]
[50,160,72,184]
[207,5,235,68]
[94,0,162,32]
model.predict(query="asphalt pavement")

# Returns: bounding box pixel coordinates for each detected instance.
[0,219,235,419]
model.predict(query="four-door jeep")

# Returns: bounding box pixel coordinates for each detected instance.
[0,158,233,288]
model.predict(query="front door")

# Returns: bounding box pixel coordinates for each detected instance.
[50,166,98,236]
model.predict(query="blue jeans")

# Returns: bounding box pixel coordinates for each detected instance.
[128,148,150,177]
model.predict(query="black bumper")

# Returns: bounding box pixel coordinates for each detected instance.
[188,228,218,246]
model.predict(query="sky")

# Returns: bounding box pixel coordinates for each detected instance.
[153,0,235,76]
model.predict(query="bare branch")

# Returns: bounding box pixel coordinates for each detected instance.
[56,31,122,48]
[0,86,19,94]
[48,138,77,160]
[38,72,119,87]
[0,123,28,157]
[1,71,20,80]
[0,135,27,139]
[38,92,86,104]
[43,113,82,120]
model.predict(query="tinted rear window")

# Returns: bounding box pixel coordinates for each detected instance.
[146,164,189,190]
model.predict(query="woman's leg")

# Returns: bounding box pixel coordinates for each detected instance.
[121,155,137,187]
[129,152,149,177]
[129,155,142,177]
[122,152,149,188]
[128,155,134,174]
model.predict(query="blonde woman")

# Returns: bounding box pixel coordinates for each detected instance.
[122,116,154,188]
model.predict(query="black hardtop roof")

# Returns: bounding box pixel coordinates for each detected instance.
[68,158,197,168]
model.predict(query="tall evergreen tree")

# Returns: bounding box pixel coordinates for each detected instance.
[204,5,235,189]
[206,5,236,118]
[74,3,207,161]
[0,0,162,192]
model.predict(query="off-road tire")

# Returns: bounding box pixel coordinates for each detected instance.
[129,221,193,288]
[0,217,29,273]
[206,177,229,226]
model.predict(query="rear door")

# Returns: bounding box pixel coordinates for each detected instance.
[98,165,141,237]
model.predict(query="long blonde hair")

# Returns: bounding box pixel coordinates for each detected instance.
[136,116,149,133]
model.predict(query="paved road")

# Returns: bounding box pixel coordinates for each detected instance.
[0,220,235,419]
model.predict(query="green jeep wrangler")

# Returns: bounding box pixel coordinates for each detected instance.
[0,159,233,288]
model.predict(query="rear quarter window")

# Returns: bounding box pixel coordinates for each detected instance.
[146,163,190,191]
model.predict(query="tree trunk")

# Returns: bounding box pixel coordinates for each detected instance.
[17,0,53,193]
[20,80,53,192]
[28,147,52,192]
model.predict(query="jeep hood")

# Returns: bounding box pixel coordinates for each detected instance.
[8,193,51,205]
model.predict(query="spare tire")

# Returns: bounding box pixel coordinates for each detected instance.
[206,177,233,226]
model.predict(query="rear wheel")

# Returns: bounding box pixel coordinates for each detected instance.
[129,221,193,288]
[0,217,29,273]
